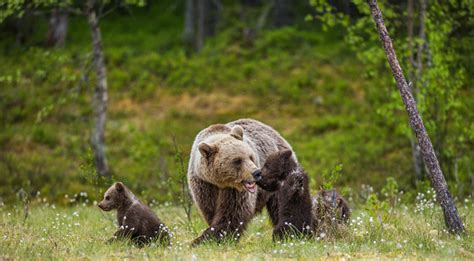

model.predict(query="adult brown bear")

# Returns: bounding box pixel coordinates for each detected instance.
[187,119,297,245]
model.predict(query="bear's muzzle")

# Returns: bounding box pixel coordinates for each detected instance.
[252,170,262,181]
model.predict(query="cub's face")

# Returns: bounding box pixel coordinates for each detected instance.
[315,189,338,209]
[260,149,296,181]
[98,182,127,211]
[199,126,260,193]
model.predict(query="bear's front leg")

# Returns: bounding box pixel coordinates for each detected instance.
[189,175,218,225]
[272,224,289,242]
[265,194,280,226]
[191,188,255,246]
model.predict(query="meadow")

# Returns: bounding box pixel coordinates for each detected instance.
[1,190,473,259]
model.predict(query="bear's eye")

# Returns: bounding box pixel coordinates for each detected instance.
[233,158,242,166]
[105,196,110,200]
[250,155,255,163]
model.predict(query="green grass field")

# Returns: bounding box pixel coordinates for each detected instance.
[1,196,473,259]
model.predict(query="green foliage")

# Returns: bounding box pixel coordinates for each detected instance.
[365,193,389,223]
[320,164,343,190]
[309,0,474,196]
[0,1,472,204]
[0,0,71,22]
[381,177,403,209]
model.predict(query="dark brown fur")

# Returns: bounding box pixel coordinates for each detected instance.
[98,182,171,246]
[312,188,351,237]
[255,150,313,241]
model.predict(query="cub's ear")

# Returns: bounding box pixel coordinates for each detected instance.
[230,126,244,140]
[115,182,125,192]
[199,142,217,159]
[280,149,293,160]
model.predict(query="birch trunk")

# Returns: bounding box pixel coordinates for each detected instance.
[367,0,465,234]
[86,0,110,177]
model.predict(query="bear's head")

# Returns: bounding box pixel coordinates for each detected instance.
[198,126,260,193]
[98,182,131,211]
[259,149,297,182]
[254,149,298,191]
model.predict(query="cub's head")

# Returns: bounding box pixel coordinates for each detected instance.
[98,182,130,211]
[259,149,296,181]
[198,125,260,193]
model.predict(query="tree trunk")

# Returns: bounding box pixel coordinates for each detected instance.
[184,0,196,50]
[195,0,221,51]
[407,0,425,182]
[196,0,206,50]
[46,8,68,48]
[366,0,465,234]
[86,0,110,177]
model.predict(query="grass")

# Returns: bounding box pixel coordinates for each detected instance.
[1,194,473,259]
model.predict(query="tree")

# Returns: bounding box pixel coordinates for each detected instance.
[184,0,222,51]
[86,0,109,177]
[46,8,68,48]
[366,0,465,234]
[183,0,195,51]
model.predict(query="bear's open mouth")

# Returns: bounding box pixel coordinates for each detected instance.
[243,181,257,193]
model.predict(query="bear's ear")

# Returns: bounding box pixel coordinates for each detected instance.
[199,142,217,160]
[115,182,125,192]
[230,126,244,140]
[280,149,293,160]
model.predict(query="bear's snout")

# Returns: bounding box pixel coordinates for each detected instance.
[98,202,109,211]
[252,170,262,181]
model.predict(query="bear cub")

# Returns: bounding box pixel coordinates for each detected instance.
[253,149,313,241]
[98,182,171,246]
[312,188,351,237]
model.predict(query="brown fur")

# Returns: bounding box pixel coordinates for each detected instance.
[256,150,313,241]
[187,119,297,245]
[312,188,351,238]
[98,182,171,246]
